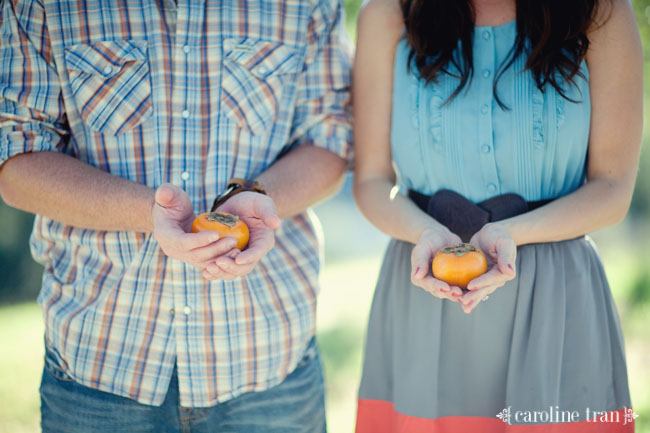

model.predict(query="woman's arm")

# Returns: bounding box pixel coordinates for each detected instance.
[353,0,444,244]
[353,0,465,302]
[501,0,643,246]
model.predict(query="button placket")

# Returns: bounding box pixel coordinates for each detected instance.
[476,27,501,197]
[169,3,203,354]
[415,80,439,189]
[173,2,206,193]
[169,5,191,185]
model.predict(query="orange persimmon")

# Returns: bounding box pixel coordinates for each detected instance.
[191,211,249,250]
[432,243,488,289]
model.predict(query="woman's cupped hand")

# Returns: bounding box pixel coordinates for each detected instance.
[410,223,517,313]
[410,226,465,302]
[460,223,517,314]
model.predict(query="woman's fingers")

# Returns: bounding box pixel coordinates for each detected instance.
[461,285,498,314]
[445,232,464,246]
[412,276,462,302]
[449,285,464,299]
[467,263,514,291]
[495,238,517,276]
[410,242,432,280]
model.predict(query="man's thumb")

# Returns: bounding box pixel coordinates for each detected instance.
[260,200,281,229]
[155,183,178,208]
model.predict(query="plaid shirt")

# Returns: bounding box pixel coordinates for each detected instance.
[0,0,351,406]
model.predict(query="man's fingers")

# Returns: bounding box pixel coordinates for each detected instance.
[188,239,238,263]
[235,231,274,265]
[203,265,238,281]
[235,244,270,265]
[177,231,222,252]
[214,256,256,277]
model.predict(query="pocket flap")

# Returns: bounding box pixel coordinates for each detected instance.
[223,38,299,79]
[65,40,148,77]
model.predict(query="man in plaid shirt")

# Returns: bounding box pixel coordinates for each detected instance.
[0,0,352,431]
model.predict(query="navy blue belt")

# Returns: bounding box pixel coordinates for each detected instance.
[408,189,552,243]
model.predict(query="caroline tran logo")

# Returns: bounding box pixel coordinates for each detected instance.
[496,406,638,426]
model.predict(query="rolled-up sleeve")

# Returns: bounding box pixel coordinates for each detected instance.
[288,0,353,164]
[0,0,67,168]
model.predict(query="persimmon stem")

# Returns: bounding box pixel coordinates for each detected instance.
[206,212,239,227]
[440,243,479,257]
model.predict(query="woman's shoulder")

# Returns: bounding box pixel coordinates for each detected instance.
[586,0,639,48]
[585,0,641,74]
[357,0,404,40]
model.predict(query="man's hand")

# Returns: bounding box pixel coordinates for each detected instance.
[152,183,238,270]
[202,191,281,280]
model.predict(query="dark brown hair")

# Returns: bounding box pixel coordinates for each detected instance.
[401,0,606,106]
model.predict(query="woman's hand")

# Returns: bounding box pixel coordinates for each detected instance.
[411,227,464,302]
[460,223,517,313]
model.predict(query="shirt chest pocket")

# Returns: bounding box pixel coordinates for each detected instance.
[221,39,300,136]
[64,40,152,135]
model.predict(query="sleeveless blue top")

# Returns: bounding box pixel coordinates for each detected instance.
[391,21,591,203]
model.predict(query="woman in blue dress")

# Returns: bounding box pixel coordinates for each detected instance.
[352,0,642,431]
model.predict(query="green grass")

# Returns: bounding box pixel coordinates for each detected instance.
[0,303,44,433]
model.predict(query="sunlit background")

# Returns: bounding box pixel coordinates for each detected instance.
[1,1,650,432]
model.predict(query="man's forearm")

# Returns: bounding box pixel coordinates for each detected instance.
[256,145,347,219]
[0,152,155,232]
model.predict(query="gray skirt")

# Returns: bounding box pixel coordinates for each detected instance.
[356,237,633,432]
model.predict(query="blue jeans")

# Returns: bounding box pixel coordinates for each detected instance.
[40,340,326,433]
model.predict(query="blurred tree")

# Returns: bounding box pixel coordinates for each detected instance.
[0,202,43,303]
[630,0,650,218]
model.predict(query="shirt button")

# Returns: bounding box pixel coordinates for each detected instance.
[103,66,113,74]
[481,144,491,153]
[483,31,491,40]
[181,109,190,119]
[182,45,191,54]
[183,306,192,315]
[481,105,489,115]
[181,171,190,181]
[482,69,491,78]
[487,183,497,194]
[169,308,175,315]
